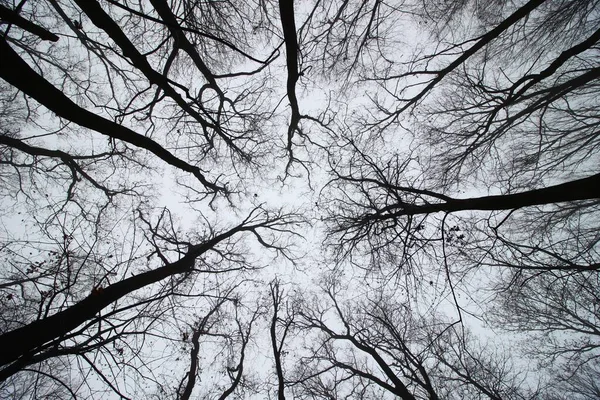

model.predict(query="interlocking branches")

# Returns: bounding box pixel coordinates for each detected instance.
[0,206,302,382]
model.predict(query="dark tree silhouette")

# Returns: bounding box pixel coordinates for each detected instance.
[1,0,599,398]
[281,277,540,399]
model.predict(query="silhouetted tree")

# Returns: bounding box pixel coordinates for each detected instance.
[2,0,599,398]
[284,276,540,399]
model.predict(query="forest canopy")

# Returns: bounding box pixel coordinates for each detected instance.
[0,0,599,398]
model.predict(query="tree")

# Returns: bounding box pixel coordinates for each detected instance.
[315,0,600,395]
[489,269,600,375]
[269,278,293,400]
[0,0,300,397]
[282,276,539,400]
[1,0,599,398]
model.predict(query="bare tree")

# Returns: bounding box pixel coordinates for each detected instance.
[0,204,300,395]
[0,1,301,396]
[2,0,599,398]
[489,269,600,371]
[284,276,539,399]
[268,278,298,400]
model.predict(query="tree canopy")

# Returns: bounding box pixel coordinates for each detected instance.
[0,0,598,398]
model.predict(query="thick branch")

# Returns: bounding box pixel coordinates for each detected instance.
[148,0,219,91]
[270,282,286,400]
[332,333,417,400]
[278,0,301,152]
[394,0,547,115]
[179,302,223,400]
[103,0,269,64]
[217,312,254,400]
[0,134,118,196]
[0,37,223,193]
[73,0,245,158]
[0,253,192,370]
[374,173,600,219]
[0,225,244,370]
[0,4,59,42]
